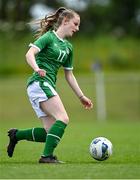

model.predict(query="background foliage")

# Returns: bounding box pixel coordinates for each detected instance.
[0,0,140,75]
[0,0,140,35]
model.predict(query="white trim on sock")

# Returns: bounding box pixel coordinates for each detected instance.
[47,133,61,140]
[32,128,35,141]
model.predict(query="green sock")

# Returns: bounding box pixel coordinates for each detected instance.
[43,120,67,157]
[16,128,47,142]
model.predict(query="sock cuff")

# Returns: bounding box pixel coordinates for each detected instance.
[56,120,67,129]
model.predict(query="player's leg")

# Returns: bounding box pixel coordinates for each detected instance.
[39,95,69,163]
[7,81,48,157]
[7,127,47,157]
[15,115,55,142]
[7,116,55,157]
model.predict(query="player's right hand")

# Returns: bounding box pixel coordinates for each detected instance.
[35,68,46,77]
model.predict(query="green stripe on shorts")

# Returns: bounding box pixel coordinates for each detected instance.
[39,81,57,98]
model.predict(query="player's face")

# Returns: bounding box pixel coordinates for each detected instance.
[64,15,80,37]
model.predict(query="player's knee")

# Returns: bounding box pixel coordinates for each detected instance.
[44,126,49,133]
[59,115,69,124]
[63,115,69,124]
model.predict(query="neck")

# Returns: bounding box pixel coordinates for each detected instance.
[55,27,66,39]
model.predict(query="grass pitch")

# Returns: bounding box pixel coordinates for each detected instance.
[0,121,140,179]
[0,74,140,179]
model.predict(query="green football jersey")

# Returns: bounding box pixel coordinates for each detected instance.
[27,30,73,89]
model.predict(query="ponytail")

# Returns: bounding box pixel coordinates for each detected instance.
[34,7,66,39]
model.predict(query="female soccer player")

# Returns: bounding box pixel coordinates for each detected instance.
[7,7,93,163]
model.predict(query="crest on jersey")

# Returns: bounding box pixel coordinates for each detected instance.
[66,48,70,55]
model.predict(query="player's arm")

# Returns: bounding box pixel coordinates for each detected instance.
[25,47,46,77]
[64,70,93,109]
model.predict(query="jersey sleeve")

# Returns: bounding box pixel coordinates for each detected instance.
[29,32,52,51]
[63,44,73,70]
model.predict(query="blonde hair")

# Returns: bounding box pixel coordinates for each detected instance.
[31,7,79,39]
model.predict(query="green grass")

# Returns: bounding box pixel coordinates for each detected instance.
[0,74,140,179]
[0,121,140,179]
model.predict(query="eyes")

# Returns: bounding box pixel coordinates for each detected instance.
[72,20,80,29]
[66,17,80,29]
[73,17,80,28]
[74,22,79,27]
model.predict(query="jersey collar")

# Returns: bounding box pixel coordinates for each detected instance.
[53,30,64,42]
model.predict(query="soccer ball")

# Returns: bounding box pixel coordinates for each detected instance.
[89,137,113,161]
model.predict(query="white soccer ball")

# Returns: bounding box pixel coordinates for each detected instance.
[89,137,113,161]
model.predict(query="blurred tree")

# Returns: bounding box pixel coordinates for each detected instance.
[0,0,8,20]
[0,0,140,36]
[45,0,64,8]
[13,0,32,22]
[109,0,140,35]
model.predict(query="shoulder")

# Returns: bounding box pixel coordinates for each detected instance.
[34,31,54,47]
[32,31,54,50]
[40,31,53,41]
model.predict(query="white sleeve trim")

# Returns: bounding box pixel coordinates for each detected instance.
[29,43,41,52]
[64,67,73,70]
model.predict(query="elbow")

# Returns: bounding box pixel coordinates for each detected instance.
[25,51,32,63]
[25,52,31,65]
[25,51,29,60]
[25,48,37,60]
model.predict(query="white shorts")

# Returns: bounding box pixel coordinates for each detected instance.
[27,81,57,118]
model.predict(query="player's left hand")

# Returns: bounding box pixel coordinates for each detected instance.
[80,96,93,109]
